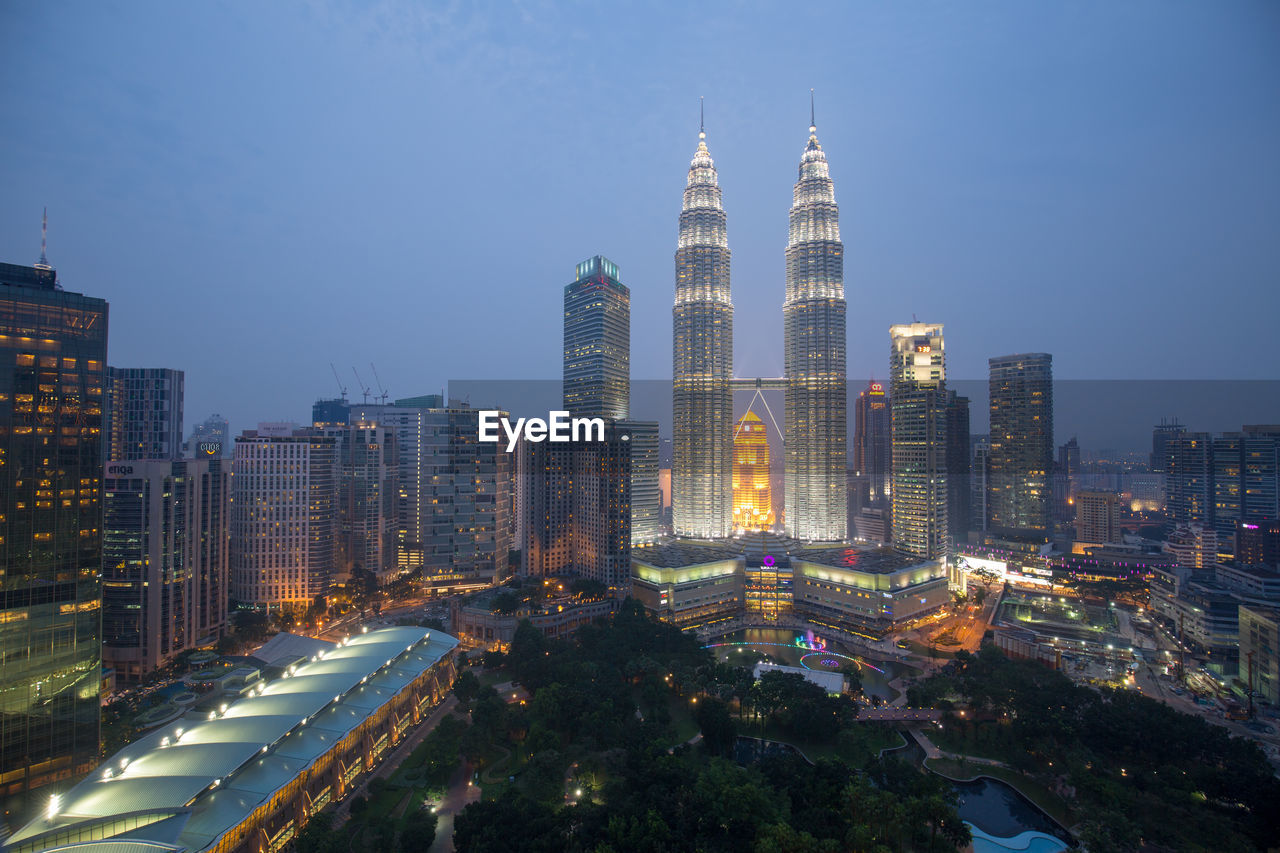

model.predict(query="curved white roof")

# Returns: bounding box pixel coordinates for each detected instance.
[8,628,458,853]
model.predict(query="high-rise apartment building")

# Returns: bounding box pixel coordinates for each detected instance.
[1151,418,1186,473]
[672,118,734,539]
[564,256,629,421]
[889,323,948,560]
[783,110,846,542]
[420,405,513,586]
[853,381,890,503]
[1237,520,1280,568]
[0,254,107,797]
[1166,433,1214,525]
[105,367,184,460]
[621,419,661,545]
[231,424,336,608]
[185,412,229,458]
[733,412,774,532]
[102,458,230,682]
[970,436,990,533]
[987,353,1054,540]
[322,422,398,585]
[1165,522,1218,571]
[349,395,445,574]
[1213,428,1280,556]
[945,391,971,543]
[1055,436,1081,529]
[1075,490,1124,546]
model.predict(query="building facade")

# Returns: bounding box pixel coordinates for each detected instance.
[0,259,108,797]
[185,413,230,458]
[672,121,734,539]
[1075,490,1124,546]
[564,255,629,421]
[106,367,184,461]
[853,380,890,503]
[231,425,337,608]
[733,411,774,531]
[102,458,230,682]
[323,422,398,585]
[1240,605,1279,706]
[945,391,971,542]
[889,323,948,560]
[987,353,1054,540]
[783,115,847,542]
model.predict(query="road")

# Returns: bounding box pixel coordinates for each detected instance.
[427,759,480,853]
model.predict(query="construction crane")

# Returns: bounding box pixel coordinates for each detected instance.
[369,363,389,404]
[329,363,348,402]
[351,367,371,404]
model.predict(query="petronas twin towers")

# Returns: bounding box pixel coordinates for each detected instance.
[673,103,847,542]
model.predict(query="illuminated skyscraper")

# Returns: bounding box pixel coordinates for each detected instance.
[673,109,734,538]
[733,412,774,531]
[1,247,107,797]
[854,381,890,503]
[987,353,1054,540]
[784,101,847,542]
[889,323,948,560]
[564,255,629,421]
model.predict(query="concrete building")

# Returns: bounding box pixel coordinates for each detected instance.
[945,391,971,543]
[1165,433,1214,525]
[791,547,950,634]
[0,254,107,797]
[102,458,231,682]
[106,367,184,461]
[1075,490,1124,546]
[6,628,459,853]
[450,591,618,652]
[1165,523,1218,571]
[1239,605,1279,706]
[185,413,230,458]
[231,424,337,608]
[631,543,745,627]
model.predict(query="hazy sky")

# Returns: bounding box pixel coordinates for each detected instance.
[2,1,1277,443]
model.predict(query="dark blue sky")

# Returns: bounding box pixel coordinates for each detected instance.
[2,1,1277,442]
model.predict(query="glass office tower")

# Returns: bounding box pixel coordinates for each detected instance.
[0,260,108,798]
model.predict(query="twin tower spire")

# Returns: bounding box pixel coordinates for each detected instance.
[672,96,848,543]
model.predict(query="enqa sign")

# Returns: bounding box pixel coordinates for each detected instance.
[478,410,606,452]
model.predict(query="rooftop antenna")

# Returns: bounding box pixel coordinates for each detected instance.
[35,208,51,270]
[699,96,705,141]
[809,88,816,134]
[352,367,371,404]
[329,363,348,402]
[370,363,389,404]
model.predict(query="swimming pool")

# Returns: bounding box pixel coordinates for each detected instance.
[967,824,1070,853]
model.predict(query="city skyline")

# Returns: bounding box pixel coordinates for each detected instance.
[2,2,1277,437]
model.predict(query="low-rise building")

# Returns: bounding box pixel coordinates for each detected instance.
[791,547,950,634]
[630,543,744,627]
[8,628,458,853]
[1239,605,1279,706]
[450,592,618,651]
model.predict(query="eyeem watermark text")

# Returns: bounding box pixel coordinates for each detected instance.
[478,410,605,452]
